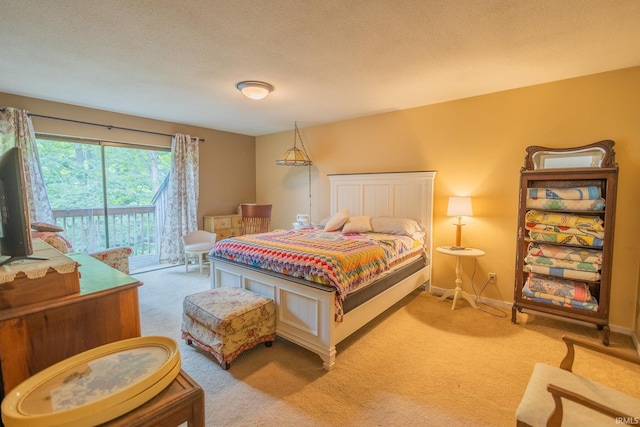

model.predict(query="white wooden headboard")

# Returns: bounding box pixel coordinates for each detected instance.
[328,171,436,254]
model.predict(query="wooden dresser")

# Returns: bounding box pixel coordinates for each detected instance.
[204,214,242,241]
[0,244,142,399]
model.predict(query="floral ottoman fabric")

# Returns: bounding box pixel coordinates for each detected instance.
[181,287,275,369]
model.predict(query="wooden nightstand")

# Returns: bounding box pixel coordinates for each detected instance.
[203,214,242,241]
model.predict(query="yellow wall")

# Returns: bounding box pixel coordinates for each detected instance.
[0,92,256,227]
[257,67,640,335]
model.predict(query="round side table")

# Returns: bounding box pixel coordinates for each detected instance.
[436,246,485,310]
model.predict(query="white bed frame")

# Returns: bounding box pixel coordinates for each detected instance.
[210,171,436,370]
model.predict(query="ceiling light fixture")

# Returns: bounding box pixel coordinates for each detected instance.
[235,81,274,100]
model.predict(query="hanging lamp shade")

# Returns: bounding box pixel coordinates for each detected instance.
[276,146,312,166]
[276,122,312,166]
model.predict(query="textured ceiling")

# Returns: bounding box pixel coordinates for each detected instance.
[2,0,640,136]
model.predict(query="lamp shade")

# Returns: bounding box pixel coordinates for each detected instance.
[275,147,312,166]
[236,81,274,100]
[447,196,473,217]
[276,122,312,166]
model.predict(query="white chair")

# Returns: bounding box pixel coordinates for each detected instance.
[182,230,217,273]
[516,335,640,426]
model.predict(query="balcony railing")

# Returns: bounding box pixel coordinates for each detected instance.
[52,206,160,257]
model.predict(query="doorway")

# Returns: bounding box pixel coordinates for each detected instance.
[36,136,171,267]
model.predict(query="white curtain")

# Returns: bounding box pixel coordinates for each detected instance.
[0,107,54,224]
[159,133,199,264]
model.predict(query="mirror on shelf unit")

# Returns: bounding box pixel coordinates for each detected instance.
[524,140,615,171]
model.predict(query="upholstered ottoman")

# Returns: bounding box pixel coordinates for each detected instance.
[181,287,276,370]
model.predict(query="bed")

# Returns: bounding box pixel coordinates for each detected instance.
[208,171,436,370]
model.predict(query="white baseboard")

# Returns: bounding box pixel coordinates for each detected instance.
[430,285,638,354]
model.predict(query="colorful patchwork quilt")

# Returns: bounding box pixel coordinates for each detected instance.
[527,243,602,265]
[525,210,604,231]
[522,283,598,312]
[524,264,600,281]
[528,230,603,247]
[525,222,604,240]
[525,198,605,211]
[210,229,422,320]
[526,273,592,302]
[525,254,600,272]
[527,186,601,200]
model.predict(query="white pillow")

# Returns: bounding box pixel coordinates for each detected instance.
[324,209,350,232]
[371,217,422,236]
[342,216,372,233]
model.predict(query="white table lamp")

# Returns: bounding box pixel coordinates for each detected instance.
[447,196,473,248]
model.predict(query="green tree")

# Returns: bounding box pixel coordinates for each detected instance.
[36,139,171,209]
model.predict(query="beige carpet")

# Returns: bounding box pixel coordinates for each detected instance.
[134,266,639,427]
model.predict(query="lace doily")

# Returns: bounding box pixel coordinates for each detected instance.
[0,239,78,284]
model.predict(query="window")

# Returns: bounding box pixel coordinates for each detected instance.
[36,136,171,265]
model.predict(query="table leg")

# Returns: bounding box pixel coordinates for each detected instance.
[438,255,479,310]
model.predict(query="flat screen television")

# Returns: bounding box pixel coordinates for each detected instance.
[0,147,47,266]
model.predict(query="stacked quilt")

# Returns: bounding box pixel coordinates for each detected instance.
[525,186,605,211]
[523,243,602,311]
[522,186,606,312]
[525,209,605,247]
[523,273,598,311]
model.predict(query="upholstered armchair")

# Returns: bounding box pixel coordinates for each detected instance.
[33,228,132,274]
[89,247,133,274]
[42,234,70,253]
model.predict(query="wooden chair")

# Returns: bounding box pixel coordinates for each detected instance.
[516,335,640,426]
[240,204,272,235]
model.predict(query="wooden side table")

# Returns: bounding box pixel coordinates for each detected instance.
[437,246,485,310]
[102,370,204,427]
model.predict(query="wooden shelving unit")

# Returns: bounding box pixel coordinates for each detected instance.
[511,140,618,345]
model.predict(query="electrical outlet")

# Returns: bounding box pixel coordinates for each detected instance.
[488,273,497,284]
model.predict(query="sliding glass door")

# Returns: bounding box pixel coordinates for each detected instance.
[36,137,170,266]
